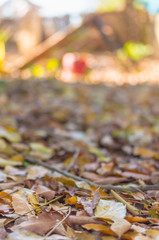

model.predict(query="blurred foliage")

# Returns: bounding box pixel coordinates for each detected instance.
[31,64,45,78]
[133,0,145,10]
[117,41,153,62]
[0,30,8,43]
[98,0,126,12]
[46,58,59,71]
[29,58,59,78]
[0,41,5,70]
[0,31,8,71]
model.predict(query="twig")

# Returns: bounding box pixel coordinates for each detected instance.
[44,206,71,239]
[4,195,64,226]
[23,154,159,192]
[66,149,80,172]
[111,190,139,215]
[0,188,20,199]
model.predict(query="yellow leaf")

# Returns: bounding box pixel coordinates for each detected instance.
[29,142,53,155]
[54,177,76,187]
[134,147,159,159]
[146,229,159,238]
[0,157,22,167]
[9,154,24,162]
[0,127,21,143]
[27,194,41,214]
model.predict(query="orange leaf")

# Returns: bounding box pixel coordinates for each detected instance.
[0,191,12,201]
[66,196,77,205]
[126,215,148,223]
[82,224,115,235]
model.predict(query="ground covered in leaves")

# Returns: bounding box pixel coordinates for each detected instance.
[1,79,159,239]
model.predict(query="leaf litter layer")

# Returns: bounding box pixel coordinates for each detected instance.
[0,79,159,239]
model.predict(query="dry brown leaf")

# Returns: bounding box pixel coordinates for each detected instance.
[101,237,118,240]
[0,226,7,240]
[12,193,33,215]
[0,182,22,190]
[68,215,104,225]
[151,172,159,184]
[27,166,50,180]
[133,148,159,159]
[66,226,96,240]
[35,185,55,200]
[11,212,65,236]
[4,166,27,176]
[6,230,68,240]
[111,219,131,238]
[121,171,150,181]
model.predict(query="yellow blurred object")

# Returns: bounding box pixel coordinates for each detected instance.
[0,41,5,70]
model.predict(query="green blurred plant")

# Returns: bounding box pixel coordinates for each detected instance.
[117,41,153,62]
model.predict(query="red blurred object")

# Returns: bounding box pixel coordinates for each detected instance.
[62,53,87,75]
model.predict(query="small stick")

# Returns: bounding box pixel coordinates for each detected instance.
[0,188,20,199]
[111,190,139,215]
[23,154,159,192]
[44,206,71,239]
[66,149,80,172]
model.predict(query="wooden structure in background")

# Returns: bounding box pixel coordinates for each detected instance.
[5,2,153,73]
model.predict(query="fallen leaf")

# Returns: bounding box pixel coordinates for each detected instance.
[68,215,104,225]
[133,147,159,159]
[82,224,115,235]
[27,166,50,180]
[12,192,33,215]
[111,219,131,237]
[66,226,96,240]
[30,142,52,154]
[131,224,146,234]
[11,212,65,235]
[0,157,22,167]
[6,230,68,240]
[0,127,21,143]
[0,226,7,240]
[95,199,126,221]
[151,172,159,184]
[35,185,55,200]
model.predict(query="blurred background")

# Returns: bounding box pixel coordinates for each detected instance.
[0,0,159,84]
